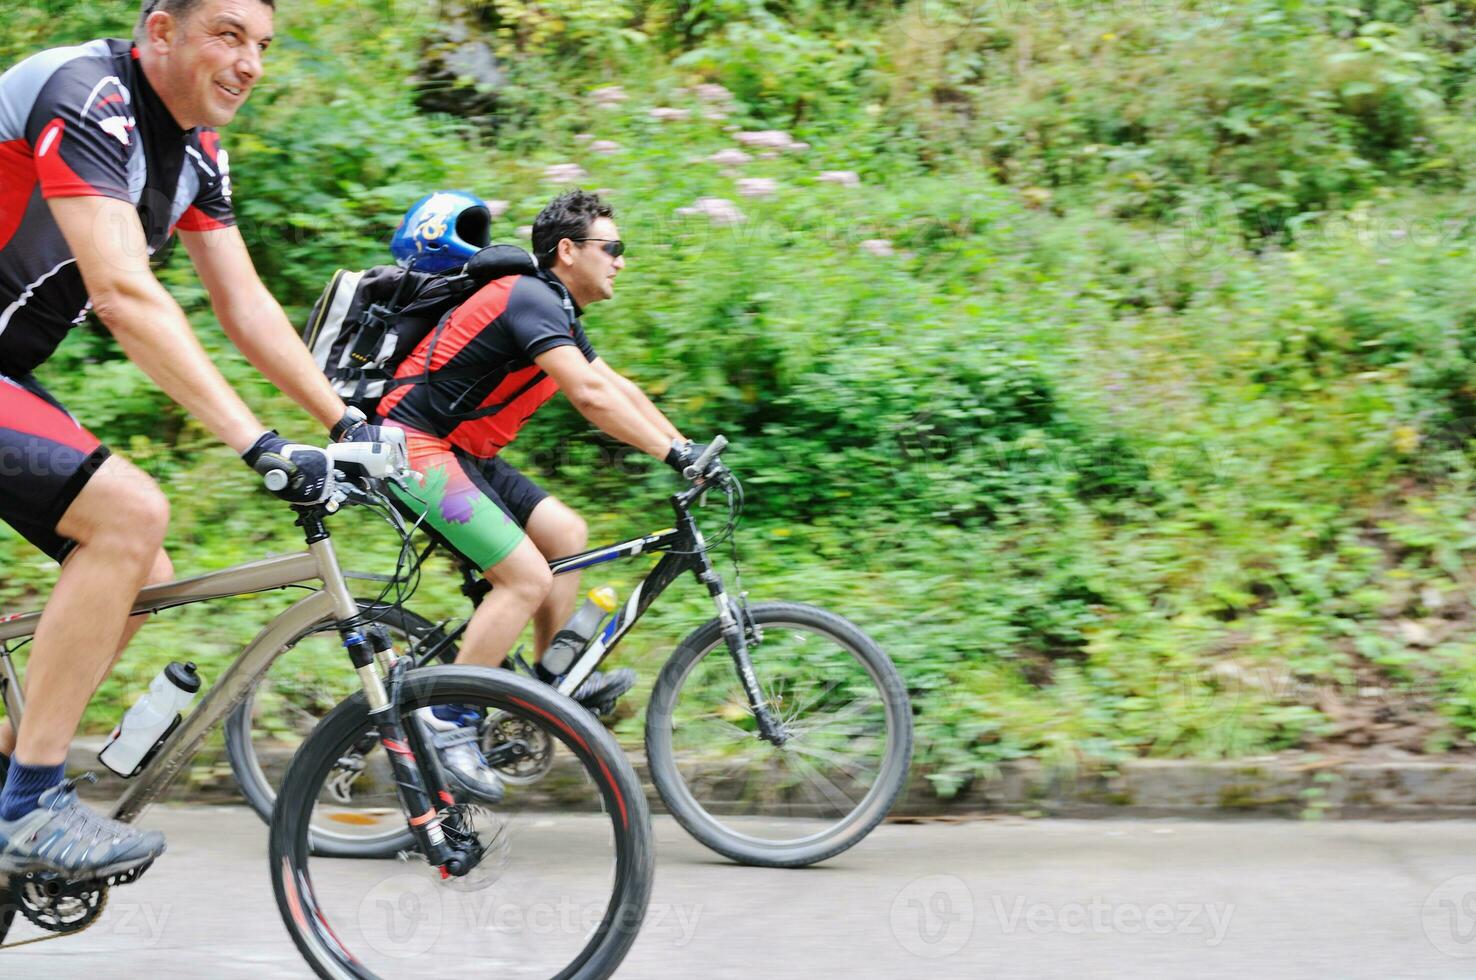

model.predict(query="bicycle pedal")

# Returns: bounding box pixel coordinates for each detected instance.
[103,858,156,889]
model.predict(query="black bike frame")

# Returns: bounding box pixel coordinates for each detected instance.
[412,482,787,744]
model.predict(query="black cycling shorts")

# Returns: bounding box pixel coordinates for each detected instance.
[0,372,110,562]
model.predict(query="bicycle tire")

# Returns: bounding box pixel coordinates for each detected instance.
[645,601,912,868]
[223,600,454,858]
[271,665,653,979]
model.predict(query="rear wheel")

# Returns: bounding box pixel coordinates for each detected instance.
[271,666,653,979]
[223,601,454,858]
[645,601,911,868]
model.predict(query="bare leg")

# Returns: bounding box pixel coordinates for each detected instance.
[522,497,588,658]
[9,457,169,766]
[452,536,553,669]
[0,548,173,759]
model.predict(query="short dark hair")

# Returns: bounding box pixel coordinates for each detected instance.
[136,0,276,44]
[532,190,614,268]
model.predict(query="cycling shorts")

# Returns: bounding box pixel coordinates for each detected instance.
[0,372,110,562]
[383,422,547,571]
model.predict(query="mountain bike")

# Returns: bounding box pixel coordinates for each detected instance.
[225,436,914,869]
[0,441,653,979]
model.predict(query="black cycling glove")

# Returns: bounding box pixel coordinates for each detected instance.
[332,406,394,447]
[242,431,332,504]
[664,439,711,478]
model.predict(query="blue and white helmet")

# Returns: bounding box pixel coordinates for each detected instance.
[389,191,492,273]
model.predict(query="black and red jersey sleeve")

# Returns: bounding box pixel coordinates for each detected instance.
[176,128,236,232]
[24,59,134,202]
[504,276,585,360]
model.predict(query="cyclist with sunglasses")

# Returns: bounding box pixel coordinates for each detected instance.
[376,190,704,799]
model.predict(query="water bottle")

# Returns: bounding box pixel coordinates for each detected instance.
[98,661,201,778]
[541,587,619,675]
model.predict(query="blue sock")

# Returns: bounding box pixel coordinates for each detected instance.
[0,759,65,821]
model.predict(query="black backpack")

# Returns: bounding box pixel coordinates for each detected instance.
[302,244,541,415]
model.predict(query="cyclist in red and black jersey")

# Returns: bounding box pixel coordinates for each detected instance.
[0,0,390,879]
[379,191,705,787]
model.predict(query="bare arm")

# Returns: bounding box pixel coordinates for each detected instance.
[591,357,686,443]
[180,225,345,430]
[536,346,672,459]
[48,196,262,452]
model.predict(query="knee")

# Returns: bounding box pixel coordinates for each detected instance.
[561,512,588,554]
[89,476,169,561]
[489,555,553,609]
[542,508,587,557]
[118,483,170,550]
[146,549,174,586]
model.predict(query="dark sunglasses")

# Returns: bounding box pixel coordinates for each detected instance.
[572,238,625,258]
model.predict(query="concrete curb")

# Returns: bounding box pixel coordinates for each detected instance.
[66,739,1476,818]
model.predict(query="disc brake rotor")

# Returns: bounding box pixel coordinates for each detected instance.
[436,803,511,893]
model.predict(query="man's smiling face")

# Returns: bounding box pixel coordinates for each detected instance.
[145,0,274,129]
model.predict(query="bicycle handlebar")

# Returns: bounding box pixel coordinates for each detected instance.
[260,434,414,507]
[683,434,728,481]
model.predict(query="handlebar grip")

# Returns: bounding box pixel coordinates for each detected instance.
[684,435,728,480]
[263,469,289,493]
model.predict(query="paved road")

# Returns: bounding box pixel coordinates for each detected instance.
[4,807,1476,977]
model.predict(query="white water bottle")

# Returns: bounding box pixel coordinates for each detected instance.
[541,587,619,675]
[98,662,201,777]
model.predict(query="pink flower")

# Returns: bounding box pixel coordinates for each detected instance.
[859,239,894,257]
[676,197,745,225]
[734,130,795,150]
[650,107,691,122]
[591,140,622,155]
[737,177,778,199]
[485,200,510,219]
[573,133,595,143]
[543,163,589,184]
[707,148,751,166]
[818,170,861,188]
[695,83,735,104]
[590,86,627,106]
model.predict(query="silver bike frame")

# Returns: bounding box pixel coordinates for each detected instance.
[0,540,369,823]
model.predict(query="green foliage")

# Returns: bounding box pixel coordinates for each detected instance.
[6,0,1476,799]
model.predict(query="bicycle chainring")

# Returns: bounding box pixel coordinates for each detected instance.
[11,872,108,935]
[482,711,555,785]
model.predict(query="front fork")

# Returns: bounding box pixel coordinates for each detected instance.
[311,532,466,873]
[690,542,787,746]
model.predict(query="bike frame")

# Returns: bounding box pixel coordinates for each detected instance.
[0,523,395,824]
[416,479,787,744]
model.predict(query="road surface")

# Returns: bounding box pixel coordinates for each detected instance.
[5,807,1476,977]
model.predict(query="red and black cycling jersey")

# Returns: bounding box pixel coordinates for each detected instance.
[377,271,598,459]
[0,38,236,375]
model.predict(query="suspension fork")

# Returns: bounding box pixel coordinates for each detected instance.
[308,527,465,872]
[685,518,788,746]
[349,634,467,870]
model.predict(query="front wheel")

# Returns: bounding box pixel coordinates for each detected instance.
[272,666,653,979]
[645,601,912,867]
